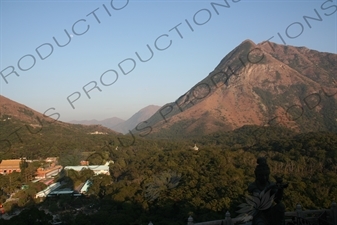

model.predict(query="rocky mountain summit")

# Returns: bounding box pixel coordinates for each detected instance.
[133,39,337,137]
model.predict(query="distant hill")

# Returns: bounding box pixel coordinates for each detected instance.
[0,95,120,160]
[111,105,161,134]
[70,117,125,128]
[132,39,337,137]
[69,105,161,134]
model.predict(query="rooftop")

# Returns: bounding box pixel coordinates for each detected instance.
[0,159,21,169]
[64,165,109,171]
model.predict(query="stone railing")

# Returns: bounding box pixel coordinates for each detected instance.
[185,202,337,225]
[283,202,337,225]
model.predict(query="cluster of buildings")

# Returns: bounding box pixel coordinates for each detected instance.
[35,179,94,199]
[34,162,112,199]
[0,157,113,200]
[0,158,61,178]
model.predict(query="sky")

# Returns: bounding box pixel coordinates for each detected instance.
[0,0,336,122]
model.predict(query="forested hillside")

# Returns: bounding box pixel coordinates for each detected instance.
[3,128,332,225]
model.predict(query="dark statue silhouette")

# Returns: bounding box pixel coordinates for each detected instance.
[247,157,288,225]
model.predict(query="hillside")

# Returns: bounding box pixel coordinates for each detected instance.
[132,40,337,138]
[0,95,56,124]
[3,128,334,225]
[0,95,122,160]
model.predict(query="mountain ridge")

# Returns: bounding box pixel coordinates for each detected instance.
[0,94,122,160]
[68,105,161,134]
[111,105,161,134]
[70,117,125,128]
[132,39,337,137]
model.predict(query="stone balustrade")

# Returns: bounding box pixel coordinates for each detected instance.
[148,201,337,225]
[186,202,337,225]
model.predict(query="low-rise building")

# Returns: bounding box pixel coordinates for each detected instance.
[35,166,63,179]
[80,161,89,166]
[0,159,21,174]
[80,180,93,194]
[45,188,82,197]
[35,182,61,198]
[45,157,58,163]
[64,161,112,175]
[64,165,110,175]
[88,131,107,135]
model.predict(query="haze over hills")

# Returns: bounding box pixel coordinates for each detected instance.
[69,105,161,134]
[70,117,125,129]
[111,105,161,134]
[133,39,337,137]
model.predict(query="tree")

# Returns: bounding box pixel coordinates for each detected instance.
[5,206,52,225]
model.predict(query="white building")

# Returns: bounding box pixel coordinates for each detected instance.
[64,165,109,175]
[35,182,61,198]
[88,131,107,135]
[80,180,93,194]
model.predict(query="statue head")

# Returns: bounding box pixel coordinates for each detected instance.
[254,157,270,186]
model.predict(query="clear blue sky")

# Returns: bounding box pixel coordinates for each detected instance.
[1,0,336,122]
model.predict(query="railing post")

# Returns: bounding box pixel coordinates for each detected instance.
[296,204,303,218]
[331,201,337,225]
[187,216,194,225]
[224,211,234,225]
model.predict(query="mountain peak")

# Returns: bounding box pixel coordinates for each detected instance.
[241,39,255,46]
[236,39,257,51]
[213,39,259,71]
[139,105,161,113]
[134,39,337,137]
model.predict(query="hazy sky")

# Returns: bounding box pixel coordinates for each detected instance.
[1,0,336,122]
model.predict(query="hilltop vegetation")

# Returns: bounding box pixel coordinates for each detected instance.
[0,114,122,161]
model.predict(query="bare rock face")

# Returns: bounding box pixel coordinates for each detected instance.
[133,39,337,137]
